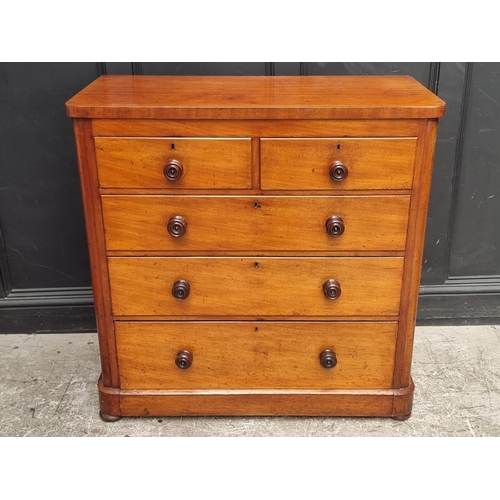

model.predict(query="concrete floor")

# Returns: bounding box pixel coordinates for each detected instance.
[1,325,499,437]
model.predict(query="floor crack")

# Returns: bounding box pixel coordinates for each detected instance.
[54,374,75,415]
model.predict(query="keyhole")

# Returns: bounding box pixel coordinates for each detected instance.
[337,144,341,150]
[254,262,259,268]
[171,143,175,150]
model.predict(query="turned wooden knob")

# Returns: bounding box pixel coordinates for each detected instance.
[167,215,187,237]
[329,161,348,182]
[323,279,341,300]
[319,349,337,369]
[325,215,345,237]
[172,280,190,300]
[175,350,193,369]
[163,159,184,181]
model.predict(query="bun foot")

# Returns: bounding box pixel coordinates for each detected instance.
[392,413,411,421]
[99,411,122,422]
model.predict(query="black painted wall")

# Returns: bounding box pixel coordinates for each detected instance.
[0,62,498,332]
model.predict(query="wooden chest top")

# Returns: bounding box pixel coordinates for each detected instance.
[66,75,445,120]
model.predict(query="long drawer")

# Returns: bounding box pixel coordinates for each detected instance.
[260,138,417,190]
[116,321,398,390]
[108,257,404,317]
[101,195,410,252]
[95,137,252,189]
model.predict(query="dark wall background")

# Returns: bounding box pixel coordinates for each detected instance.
[0,62,498,332]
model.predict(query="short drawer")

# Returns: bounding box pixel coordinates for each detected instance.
[108,257,404,317]
[116,321,397,390]
[95,137,252,189]
[260,138,417,190]
[102,195,410,252]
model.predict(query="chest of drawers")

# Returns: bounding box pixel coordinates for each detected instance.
[66,75,445,421]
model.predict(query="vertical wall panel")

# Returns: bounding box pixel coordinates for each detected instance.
[421,63,468,285]
[304,62,431,86]
[275,63,301,75]
[448,63,500,278]
[0,63,97,290]
[104,63,133,74]
[137,63,270,75]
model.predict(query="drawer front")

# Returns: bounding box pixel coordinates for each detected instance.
[108,257,404,317]
[116,322,397,389]
[102,195,410,252]
[260,138,417,190]
[95,138,252,189]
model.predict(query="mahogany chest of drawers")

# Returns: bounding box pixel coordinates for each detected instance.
[66,75,445,421]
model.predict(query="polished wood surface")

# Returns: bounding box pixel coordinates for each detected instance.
[394,120,439,388]
[72,119,119,388]
[101,195,410,252]
[116,322,397,390]
[261,138,417,190]
[107,257,404,317]
[66,76,445,119]
[103,382,414,417]
[68,75,443,420]
[95,137,252,189]
[92,119,422,138]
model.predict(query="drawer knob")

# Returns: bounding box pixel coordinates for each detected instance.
[164,159,184,181]
[325,215,345,237]
[175,350,193,370]
[329,161,348,182]
[319,349,337,369]
[172,280,190,300]
[167,215,187,238]
[323,279,341,300]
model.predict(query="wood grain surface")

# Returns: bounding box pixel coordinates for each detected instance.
[67,75,442,419]
[394,120,439,388]
[115,321,397,390]
[107,257,404,317]
[117,390,397,417]
[92,119,421,138]
[100,379,415,417]
[261,138,417,190]
[72,119,119,388]
[95,137,252,189]
[66,76,445,119]
[101,195,410,252]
